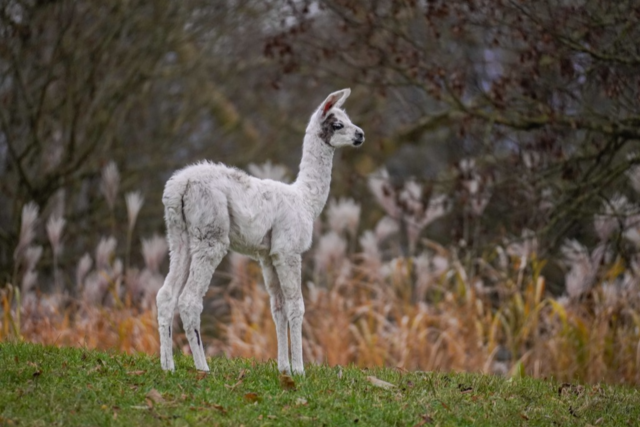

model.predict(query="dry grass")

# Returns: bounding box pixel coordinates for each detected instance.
[220,254,640,385]
[2,247,639,386]
[2,162,639,386]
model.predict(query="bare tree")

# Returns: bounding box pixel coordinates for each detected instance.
[266,0,640,255]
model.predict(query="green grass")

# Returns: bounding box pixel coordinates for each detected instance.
[1,343,639,426]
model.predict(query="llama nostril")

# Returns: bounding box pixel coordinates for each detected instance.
[355,131,364,140]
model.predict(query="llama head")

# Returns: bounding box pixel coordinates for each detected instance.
[309,88,365,148]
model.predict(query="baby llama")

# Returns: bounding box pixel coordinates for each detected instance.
[156,89,364,374]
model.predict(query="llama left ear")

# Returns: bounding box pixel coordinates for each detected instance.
[319,88,351,118]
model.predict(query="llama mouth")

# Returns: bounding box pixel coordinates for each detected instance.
[352,139,364,147]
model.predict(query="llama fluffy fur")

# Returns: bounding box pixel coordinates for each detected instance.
[156,89,364,374]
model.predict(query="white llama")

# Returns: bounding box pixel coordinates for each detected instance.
[156,89,364,374]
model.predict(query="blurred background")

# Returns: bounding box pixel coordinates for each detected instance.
[1,0,639,384]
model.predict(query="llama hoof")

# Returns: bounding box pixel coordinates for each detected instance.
[161,360,175,372]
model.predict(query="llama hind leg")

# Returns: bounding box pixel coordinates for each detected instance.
[179,243,227,371]
[157,225,190,371]
[260,258,290,374]
[179,184,230,371]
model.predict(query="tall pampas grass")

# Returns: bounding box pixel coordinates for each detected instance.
[46,214,66,290]
[101,161,120,233]
[124,191,144,273]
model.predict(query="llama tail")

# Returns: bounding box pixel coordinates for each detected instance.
[161,177,192,297]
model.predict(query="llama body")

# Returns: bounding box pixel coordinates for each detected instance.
[157,89,364,374]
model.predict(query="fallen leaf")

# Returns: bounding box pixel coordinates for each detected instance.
[558,383,571,396]
[32,370,42,378]
[237,369,246,381]
[267,415,277,419]
[244,392,261,403]
[280,374,297,391]
[295,397,308,406]
[208,403,227,414]
[146,389,165,404]
[196,371,208,381]
[225,380,243,390]
[413,414,434,426]
[127,370,146,376]
[458,385,473,394]
[520,414,529,420]
[569,405,579,418]
[87,365,102,374]
[366,376,395,390]
[145,398,154,409]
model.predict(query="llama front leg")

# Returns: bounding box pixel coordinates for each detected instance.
[260,258,290,374]
[273,253,305,375]
[178,245,226,371]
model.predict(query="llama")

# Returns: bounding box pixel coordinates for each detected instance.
[156,89,364,374]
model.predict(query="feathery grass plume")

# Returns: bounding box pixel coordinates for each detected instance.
[20,245,42,308]
[124,191,144,274]
[375,216,400,242]
[247,160,291,183]
[359,230,382,272]
[51,189,66,219]
[141,234,168,273]
[401,184,449,254]
[96,236,117,269]
[327,197,361,237]
[368,168,400,218]
[561,239,596,298]
[627,153,640,194]
[46,215,65,256]
[539,188,554,211]
[14,202,39,263]
[82,272,107,305]
[594,195,629,241]
[506,229,538,260]
[134,236,167,309]
[24,245,43,272]
[21,270,38,295]
[459,158,476,174]
[314,231,347,281]
[46,214,65,290]
[623,208,640,246]
[125,192,144,232]
[100,161,120,211]
[75,253,93,293]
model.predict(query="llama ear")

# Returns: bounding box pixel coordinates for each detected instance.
[319,88,351,118]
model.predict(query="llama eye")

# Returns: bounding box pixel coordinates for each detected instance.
[332,122,344,130]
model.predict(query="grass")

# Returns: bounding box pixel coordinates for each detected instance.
[1,343,639,426]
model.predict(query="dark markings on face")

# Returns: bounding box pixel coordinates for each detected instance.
[320,113,338,147]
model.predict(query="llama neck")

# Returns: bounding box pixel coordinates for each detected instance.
[293,132,335,218]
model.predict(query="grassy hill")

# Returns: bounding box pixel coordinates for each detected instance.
[1,342,639,426]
